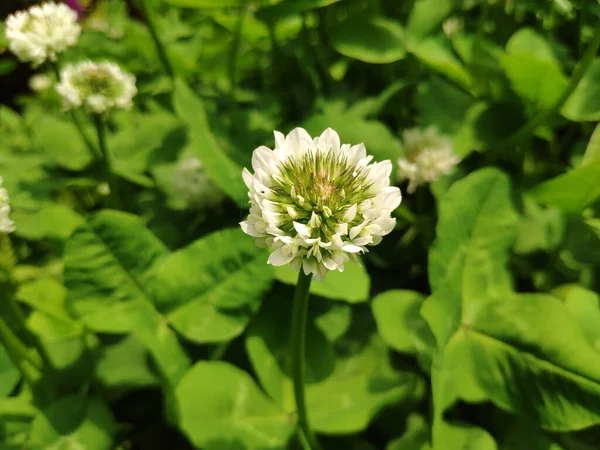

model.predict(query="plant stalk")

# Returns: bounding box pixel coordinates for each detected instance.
[139,0,174,79]
[0,315,42,386]
[49,63,99,158]
[499,20,600,150]
[93,115,123,210]
[291,270,322,450]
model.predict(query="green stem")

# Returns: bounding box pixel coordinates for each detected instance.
[291,270,322,450]
[93,115,123,210]
[139,0,174,79]
[228,2,249,100]
[49,62,99,158]
[0,316,42,381]
[498,20,600,150]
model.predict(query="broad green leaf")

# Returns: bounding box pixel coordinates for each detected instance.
[501,54,568,110]
[12,204,83,241]
[28,396,115,450]
[275,262,370,303]
[165,0,278,8]
[562,59,600,121]
[372,290,435,359]
[94,335,160,400]
[386,414,430,450]
[411,37,472,90]
[581,123,600,167]
[314,303,351,342]
[415,76,473,135]
[563,286,600,351]
[514,197,565,254]
[29,114,93,171]
[246,295,424,433]
[0,346,20,398]
[434,421,497,450]
[405,0,455,44]
[529,164,600,213]
[506,28,561,65]
[500,418,565,450]
[303,100,402,167]
[256,0,341,23]
[149,227,273,343]
[172,79,247,207]
[428,168,518,302]
[330,17,406,64]
[19,278,90,388]
[176,361,295,450]
[64,211,190,385]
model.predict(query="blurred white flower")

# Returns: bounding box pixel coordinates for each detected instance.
[240,127,401,280]
[172,157,224,209]
[4,2,80,67]
[0,177,16,234]
[28,73,52,92]
[397,127,459,194]
[56,61,137,114]
[443,16,463,39]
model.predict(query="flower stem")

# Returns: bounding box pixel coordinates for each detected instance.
[139,0,174,79]
[0,315,43,383]
[498,20,600,150]
[49,62,99,159]
[291,270,322,450]
[93,115,123,210]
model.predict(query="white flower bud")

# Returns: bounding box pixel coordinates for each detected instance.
[0,177,16,234]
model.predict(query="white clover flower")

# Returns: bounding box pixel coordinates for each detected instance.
[4,2,80,67]
[29,73,52,92]
[0,177,16,234]
[240,128,401,280]
[397,127,460,194]
[56,61,137,114]
[172,157,224,209]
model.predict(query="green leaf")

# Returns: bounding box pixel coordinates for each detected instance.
[563,286,600,352]
[405,0,455,44]
[435,421,497,450]
[501,54,568,110]
[372,290,435,359]
[505,28,561,66]
[428,168,518,302]
[94,335,160,400]
[29,114,93,171]
[330,17,406,64]
[28,396,115,450]
[303,100,402,167]
[562,59,600,122]
[256,0,341,23]
[12,204,83,241]
[165,0,279,8]
[529,163,600,213]
[64,211,190,385]
[513,197,565,254]
[0,345,20,398]
[275,262,370,303]
[149,228,273,343]
[386,414,430,450]
[246,295,424,433]
[410,37,472,90]
[172,79,247,207]
[581,123,600,167]
[175,361,295,450]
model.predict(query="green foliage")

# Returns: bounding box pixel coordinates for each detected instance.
[2,0,600,448]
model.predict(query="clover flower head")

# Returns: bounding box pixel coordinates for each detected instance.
[172,157,224,209]
[397,127,459,194]
[240,127,401,280]
[56,60,137,114]
[4,2,80,67]
[0,177,16,234]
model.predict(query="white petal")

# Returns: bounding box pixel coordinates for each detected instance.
[286,127,313,151]
[342,204,358,222]
[342,244,363,253]
[274,130,286,149]
[318,128,341,153]
[268,248,295,266]
[252,146,275,173]
[293,221,312,237]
